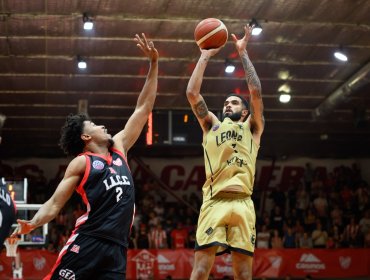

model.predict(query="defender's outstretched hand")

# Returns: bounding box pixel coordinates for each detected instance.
[134,33,158,63]
[231,25,253,53]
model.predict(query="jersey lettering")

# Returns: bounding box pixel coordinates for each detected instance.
[215,130,243,146]
[227,156,248,167]
[0,188,11,206]
[103,175,131,191]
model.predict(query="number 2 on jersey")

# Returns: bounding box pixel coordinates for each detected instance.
[116,187,123,202]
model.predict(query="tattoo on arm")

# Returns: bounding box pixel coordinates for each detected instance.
[240,52,262,97]
[193,100,208,119]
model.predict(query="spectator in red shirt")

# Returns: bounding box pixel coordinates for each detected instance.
[170,222,188,249]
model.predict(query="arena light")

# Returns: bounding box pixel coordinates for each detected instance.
[334,49,348,62]
[225,59,235,73]
[279,93,291,103]
[77,56,87,69]
[249,18,262,36]
[83,13,94,30]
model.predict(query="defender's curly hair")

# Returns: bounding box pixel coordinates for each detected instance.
[59,114,90,156]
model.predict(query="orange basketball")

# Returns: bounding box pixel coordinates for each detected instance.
[194,18,228,49]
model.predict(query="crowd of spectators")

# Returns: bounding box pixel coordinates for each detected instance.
[255,163,370,249]
[16,162,370,251]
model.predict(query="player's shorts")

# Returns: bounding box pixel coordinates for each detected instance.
[44,233,127,280]
[195,191,256,256]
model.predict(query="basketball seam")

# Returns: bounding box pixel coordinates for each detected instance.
[196,21,227,46]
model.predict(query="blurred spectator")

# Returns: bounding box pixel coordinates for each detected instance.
[153,201,165,217]
[359,209,370,237]
[183,217,196,233]
[270,229,283,248]
[296,184,310,219]
[326,236,336,249]
[340,185,353,206]
[343,217,361,247]
[148,211,161,228]
[355,182,370,212]
[342,201,356,225]
[313,191,329,225]
[324,172,336,192]
[170,222,188,249]
[304,208,317,232]
[329,225,343,248]
[311,220,328,248]
[136,224,150,249]
[163,218,175,248]
[330,204,343,229]
[256,225,270,249]
[311,172,324,197]
[149,222,167,249]
[270,205,284,234]
[293,219,305,241]
[299,232,313,248]
[287,180,297,211]
[283,227,296,248]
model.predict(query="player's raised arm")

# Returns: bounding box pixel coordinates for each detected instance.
[231,26,264,142]
[186,48,221,133]
[113,33,158,155]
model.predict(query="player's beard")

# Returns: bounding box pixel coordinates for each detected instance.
[222,110,242,121]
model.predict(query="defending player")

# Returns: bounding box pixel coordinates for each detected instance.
[11,33,158,280]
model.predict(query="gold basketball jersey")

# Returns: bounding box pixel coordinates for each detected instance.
[202,117,259,198]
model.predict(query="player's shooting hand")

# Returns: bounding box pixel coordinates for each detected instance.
[134,33,159,63]
[10,219,36,237]
[200,45,223,57]
[231,25,253,53]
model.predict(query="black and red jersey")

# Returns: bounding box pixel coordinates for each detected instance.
[0,177,16,244]
[74,148,135,247]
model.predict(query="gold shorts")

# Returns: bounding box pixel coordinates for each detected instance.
[195,192,256,256]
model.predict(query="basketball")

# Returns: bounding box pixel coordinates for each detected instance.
[194,18,228,49]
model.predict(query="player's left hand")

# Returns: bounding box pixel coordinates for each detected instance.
[134,33,159,63]
[231,25,253,53]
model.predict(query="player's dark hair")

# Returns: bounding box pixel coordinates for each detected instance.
[59,114,90,156]
[226,93,249,110]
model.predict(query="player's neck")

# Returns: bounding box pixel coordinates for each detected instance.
[84,142,110,156]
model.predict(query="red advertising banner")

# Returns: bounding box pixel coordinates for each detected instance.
[0,249,369,279]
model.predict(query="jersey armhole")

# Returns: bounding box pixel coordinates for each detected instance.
[76,155,91,194]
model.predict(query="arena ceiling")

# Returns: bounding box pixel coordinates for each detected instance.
[0,0,369,159]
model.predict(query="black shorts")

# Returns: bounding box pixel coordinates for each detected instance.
[45,233,127,280]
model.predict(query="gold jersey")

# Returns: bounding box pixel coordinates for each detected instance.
[202,117,259,198]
